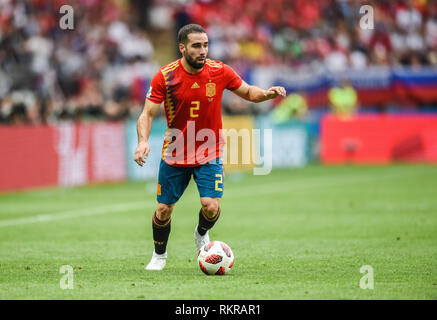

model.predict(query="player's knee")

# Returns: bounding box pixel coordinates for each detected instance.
[201,199,220,218]
[156,203,174,220]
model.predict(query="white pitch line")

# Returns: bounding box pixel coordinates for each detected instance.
[0,167,424,228]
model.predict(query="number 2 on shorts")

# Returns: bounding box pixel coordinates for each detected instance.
[215,174,223,191]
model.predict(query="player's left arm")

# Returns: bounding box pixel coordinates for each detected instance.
[232,81,286,103]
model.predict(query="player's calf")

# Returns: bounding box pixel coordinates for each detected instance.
[198,198,220,235]
[152,203,174,255]
[156,203,174,220]
[200,197,220,218]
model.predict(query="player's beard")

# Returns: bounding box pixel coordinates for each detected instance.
[185,53,206,70]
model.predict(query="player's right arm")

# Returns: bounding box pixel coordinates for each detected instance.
[134,70,166,167]
[134,99,161,167]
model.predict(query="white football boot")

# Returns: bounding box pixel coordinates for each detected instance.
[194,225,210,251]
[145,251,167,270]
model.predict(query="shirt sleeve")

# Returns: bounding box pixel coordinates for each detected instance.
[223,64,243,91]
[146,70,166,104]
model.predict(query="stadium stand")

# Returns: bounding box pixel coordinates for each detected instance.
[0,0,436,125]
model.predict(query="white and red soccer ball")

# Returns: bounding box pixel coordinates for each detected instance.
[197,241,234,275]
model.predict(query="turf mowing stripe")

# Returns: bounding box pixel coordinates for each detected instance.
[0,166,424,228]
[0,201,154,227]
[224,166,426,198]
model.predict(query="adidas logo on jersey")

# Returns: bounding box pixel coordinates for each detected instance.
[191,82,200,89]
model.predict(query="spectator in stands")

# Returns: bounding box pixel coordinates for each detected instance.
[328,79,358,119]
[271,92,308,123]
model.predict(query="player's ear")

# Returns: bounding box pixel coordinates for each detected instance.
[179,43,185,55]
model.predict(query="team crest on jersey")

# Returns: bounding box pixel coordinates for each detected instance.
[206,82,216,97]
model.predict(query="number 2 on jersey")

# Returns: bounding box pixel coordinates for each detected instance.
[190,101,200,118]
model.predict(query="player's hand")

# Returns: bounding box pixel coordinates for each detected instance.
[134,141,150,167]
[264,86,286,99]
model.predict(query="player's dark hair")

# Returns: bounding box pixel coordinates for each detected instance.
[178,24,206,45]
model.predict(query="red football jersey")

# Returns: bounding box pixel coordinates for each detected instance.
[147,58,243,166]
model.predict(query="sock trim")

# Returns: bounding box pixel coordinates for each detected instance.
[200,207,221,222]
[152,212,171,228]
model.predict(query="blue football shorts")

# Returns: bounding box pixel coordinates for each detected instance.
[157,158,224,205]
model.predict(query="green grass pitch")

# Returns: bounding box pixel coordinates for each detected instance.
[0,164,436,300]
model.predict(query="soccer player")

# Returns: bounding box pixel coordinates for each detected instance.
[134,24,286,270]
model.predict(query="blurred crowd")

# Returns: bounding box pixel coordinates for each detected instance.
[185,0,437,74]
[1,0,437,125]
[0,0,158,125]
